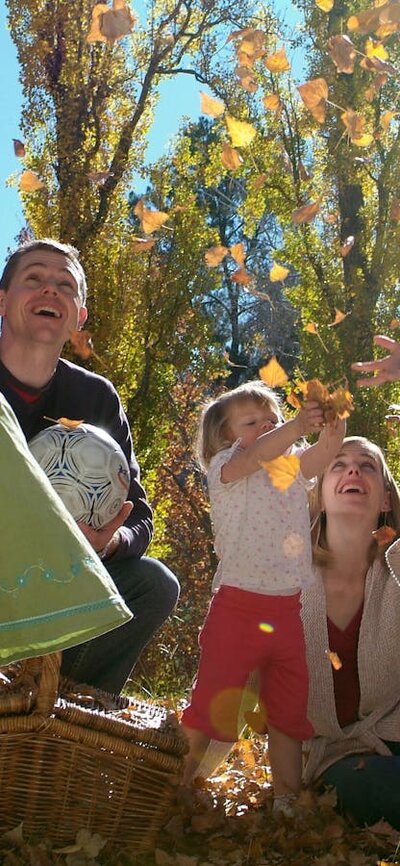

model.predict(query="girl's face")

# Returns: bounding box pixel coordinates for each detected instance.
[227,399,281,449]
[321,442,390,524]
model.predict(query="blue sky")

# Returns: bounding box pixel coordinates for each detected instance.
[0,0,302,266]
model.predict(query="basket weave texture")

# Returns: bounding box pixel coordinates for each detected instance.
[0,652,187,850]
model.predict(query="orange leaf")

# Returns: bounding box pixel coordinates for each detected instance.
[200,91,225,117]
[204,245,229,267]
[13,139,25,158]
[286,390,302,410]
[298,78,328,123]
[263,93,281,113]
[292,201,320,224]
[230,242,246,266]
[69,330,94,360]
[259,356,288,388]
[327,308,349,327]
[19,170,46,192]
[134,198,169,234]
[231,267,253,284]
[325,650,342,670]
[327,35,356,73]
[304,322,319,334]
[57,417,84,429]
[131,238,156,252]
[235,65,258,92]
[340,235,355,256]
[261,454,300,491]
[372,525,397,546]
[380,110,396,130]
[221,143,243,170]
[390,318,399,329]
[264,46,290,73]
[329,387,354,419]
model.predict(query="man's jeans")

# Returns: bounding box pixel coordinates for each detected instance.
[61,556,179,693]
[321,740,400,829]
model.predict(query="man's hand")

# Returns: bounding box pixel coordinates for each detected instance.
[78,500,133,558]
[351,335,400,388]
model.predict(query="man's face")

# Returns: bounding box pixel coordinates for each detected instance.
[0,250,88,349]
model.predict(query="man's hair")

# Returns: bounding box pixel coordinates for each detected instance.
[197,381,283,470]
[0,239,87,304]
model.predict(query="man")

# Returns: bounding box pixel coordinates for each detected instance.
[0,238,180,693]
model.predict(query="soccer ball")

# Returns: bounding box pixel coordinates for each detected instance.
[29,423,130,529]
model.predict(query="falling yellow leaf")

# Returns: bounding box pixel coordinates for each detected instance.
[221,143,243,170]
[87,0,136,43]
[298,78,328,122]
[316,0,334,11]
[134,198,169,234]
[340,235,355,256]
[264,46,290,73]
[200,92,225,117]
[327,308,349,327]
[204,245,229,267]
[69,329,94,360]
[292,201,320,225]
[380,110,396,130]
[19,170,46,192]
[13,139,25,158]
[269,262,289,282]
[365,38,388,59]
[226,115,257,148]
[325,650,342,670]
[261,454,300,491]
[259,356,288,388]
[230,242,246,266]
[390,318,399,329]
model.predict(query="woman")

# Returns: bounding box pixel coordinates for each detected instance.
[302,435,400,829]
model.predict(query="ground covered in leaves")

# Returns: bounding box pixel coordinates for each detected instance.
[0,739,398,866]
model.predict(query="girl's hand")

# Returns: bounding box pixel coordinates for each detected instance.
[297,400,325,436]
[351,335,400,387]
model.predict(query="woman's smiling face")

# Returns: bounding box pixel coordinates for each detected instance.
[321,442,390,523]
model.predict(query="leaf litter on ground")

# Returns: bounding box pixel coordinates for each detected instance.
[0,737,398,866]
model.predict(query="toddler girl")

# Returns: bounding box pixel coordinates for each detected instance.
[182,381,345,813]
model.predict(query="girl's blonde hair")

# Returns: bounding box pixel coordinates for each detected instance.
[309,436,400,565]
[197,381,282,470]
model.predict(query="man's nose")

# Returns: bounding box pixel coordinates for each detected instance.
[41,280,59,295]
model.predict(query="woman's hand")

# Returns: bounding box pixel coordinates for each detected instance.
[77,500,133,558]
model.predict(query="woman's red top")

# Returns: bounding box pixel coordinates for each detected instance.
[327,603,363,728]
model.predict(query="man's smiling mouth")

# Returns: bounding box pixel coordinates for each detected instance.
[33,306,62,319]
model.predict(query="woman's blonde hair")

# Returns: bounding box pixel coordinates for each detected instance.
[310,436,400,565]
[197,381,283,470]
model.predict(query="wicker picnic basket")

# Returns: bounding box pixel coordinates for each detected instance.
[0,652,187,850]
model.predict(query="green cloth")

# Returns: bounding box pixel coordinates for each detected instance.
[0,392,132,664]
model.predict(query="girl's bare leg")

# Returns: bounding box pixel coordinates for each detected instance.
[181,725,212,785]
[268,724,302,796]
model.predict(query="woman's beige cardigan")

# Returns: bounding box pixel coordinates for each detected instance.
[301,540,400,784]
